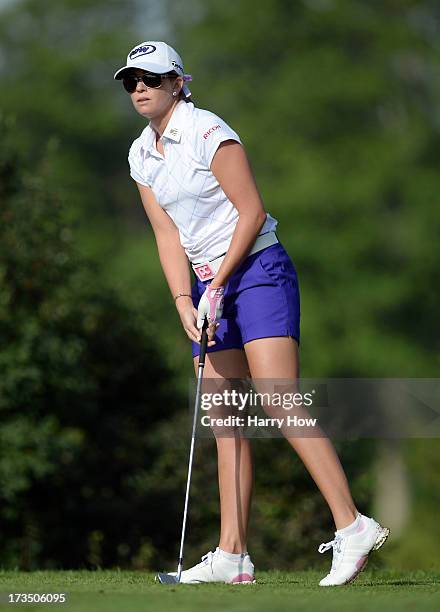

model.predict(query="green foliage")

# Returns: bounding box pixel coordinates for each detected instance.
[0,116,181,569]
[173,0,440,377]
[1,0,439,572]
[0,0,142,219]
[380,439,440,569]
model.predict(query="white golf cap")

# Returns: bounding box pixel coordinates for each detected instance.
[114,41,192,97]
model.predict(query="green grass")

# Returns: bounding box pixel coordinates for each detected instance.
[0,570,439,612]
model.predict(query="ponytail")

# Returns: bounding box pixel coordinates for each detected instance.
[179,90,194,104]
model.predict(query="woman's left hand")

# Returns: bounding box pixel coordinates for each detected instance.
[197,284,225,329]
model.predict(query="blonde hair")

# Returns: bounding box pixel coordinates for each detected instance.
[166,71,193,103]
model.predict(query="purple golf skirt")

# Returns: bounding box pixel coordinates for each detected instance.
[191,242,300,358]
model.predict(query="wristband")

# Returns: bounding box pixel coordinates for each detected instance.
[174,293,192,302]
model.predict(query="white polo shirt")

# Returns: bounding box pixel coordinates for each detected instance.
[128,101,278,263]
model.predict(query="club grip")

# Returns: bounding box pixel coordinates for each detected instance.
[199,316,209,366]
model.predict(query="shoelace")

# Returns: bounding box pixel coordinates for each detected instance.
[318,535,343,572]
[194,550,216,572]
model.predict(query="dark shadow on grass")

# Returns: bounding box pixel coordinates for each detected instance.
[257,575,316,586]
[357,579,440,587]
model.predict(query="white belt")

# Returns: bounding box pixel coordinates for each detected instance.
[191,231,279,282]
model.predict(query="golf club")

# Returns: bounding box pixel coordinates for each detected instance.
[155,315,209,584]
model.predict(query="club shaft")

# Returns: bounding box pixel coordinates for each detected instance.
[177,320,208,582]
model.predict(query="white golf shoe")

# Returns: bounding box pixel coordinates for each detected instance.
[169,547,256,584]
[318,513,390,586]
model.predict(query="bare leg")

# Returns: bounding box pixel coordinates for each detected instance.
[216,435,253,552]
[244,337,358,530]
[194,348,252,553]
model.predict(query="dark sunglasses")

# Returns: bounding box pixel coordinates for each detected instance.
[122,73,175,93]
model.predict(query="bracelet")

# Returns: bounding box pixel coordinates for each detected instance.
[174,293,192,302]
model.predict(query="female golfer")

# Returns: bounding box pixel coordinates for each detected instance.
[114,41,389,586]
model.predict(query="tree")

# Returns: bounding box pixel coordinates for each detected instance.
[0,115,182,569]
[0,0,142,221]
[172,0,440,376]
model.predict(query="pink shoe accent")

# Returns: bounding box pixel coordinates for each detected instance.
[231,572,254,583]
[355,555,368,570]
[355,519,366,533]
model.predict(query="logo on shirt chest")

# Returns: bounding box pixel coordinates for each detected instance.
[203,124,221,139]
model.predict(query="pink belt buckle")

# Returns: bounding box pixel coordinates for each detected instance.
[193,262,215,281]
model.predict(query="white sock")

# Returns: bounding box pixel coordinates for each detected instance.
[217,547,248,561]
[336,513,364,537]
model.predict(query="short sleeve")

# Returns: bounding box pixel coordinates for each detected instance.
[194,111,242,168]
[128,140,150,187]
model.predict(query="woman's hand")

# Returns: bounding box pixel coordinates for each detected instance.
[176,297,218,346]
[197,285,225,328]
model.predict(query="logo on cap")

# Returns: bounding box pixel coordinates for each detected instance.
[171,60,183,73]
[129,44,156,60]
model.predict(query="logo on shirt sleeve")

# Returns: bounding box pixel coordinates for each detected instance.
[203,124,221,139]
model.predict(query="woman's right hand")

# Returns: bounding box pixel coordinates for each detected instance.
[176,297,218,346]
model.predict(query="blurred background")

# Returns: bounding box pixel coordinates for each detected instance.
[0,0,439,572]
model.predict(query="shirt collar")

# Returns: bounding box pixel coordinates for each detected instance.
[140,101,191,158]
[162,100,190,142]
